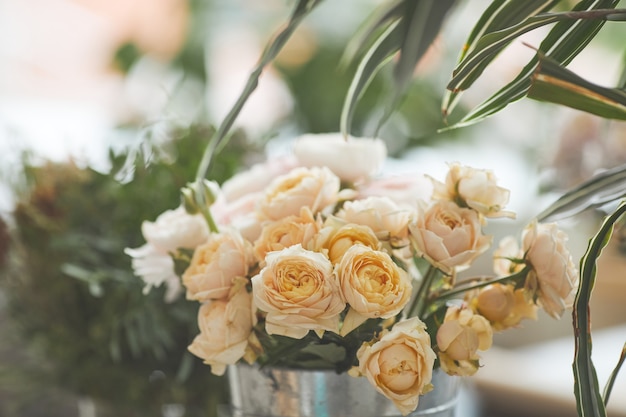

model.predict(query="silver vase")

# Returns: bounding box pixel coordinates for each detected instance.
[224,364,459,417]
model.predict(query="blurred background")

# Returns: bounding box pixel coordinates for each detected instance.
[0,0,625,416]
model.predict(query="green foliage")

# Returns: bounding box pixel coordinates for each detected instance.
[0,125,250,416]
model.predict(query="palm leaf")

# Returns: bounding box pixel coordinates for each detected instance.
[573,201,626,417]
[528,54,626,120]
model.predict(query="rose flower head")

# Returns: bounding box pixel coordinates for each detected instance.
[251,244,345,339]
[337,196,412,241]
[188,288,254,376]
[293,133,387,183]
[436,304,493,376]
[409,200,492,274]
[336,244,412,335]
[431,162,515,219]
[469,283,537,331]
[257,166,341,221]
[522,221,579,318]
[313,216,381,264]
[354,317,436,416]
[182,228,255,302]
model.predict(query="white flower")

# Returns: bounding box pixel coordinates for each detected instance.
[124,244,183,302]
[293,133,387,183]
[141,206,209,253]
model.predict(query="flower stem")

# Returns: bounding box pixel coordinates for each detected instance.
[432,267,530,303]
[407,264,440,318]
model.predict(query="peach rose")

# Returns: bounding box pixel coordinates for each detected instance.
[354,317,436,416]
[251,245,345,339]
[409,201,492,274]
[436,305,492,376]
[522,221,578,318]
[141,206,209,252]
[336,196,412,240]
[257,166,341,221]
[492,235,525,277]
[336,244,412,334]
[253,207,322,262]
[188,288,254,376]
[292,133,387,183]
[470,284,537,331]
[182,229,255,302]
[314,217,381,264]
[431,162,515,219]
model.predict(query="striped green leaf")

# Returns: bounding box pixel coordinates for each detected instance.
[528,54,626,120]
[442,0,622,130]
[536,163,626,222]
[603,343,626,405]
[443,0,559,117]
[573,201,626,417]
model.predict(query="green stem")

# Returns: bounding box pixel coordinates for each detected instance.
[407,265,440,318]
[431,267,530,304]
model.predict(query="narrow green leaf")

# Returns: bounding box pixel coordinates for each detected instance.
[536,163,626,222]
[529,55,626,120]
[340,21,400,137]
[443,0,559,116]
[443,0,621,130]
[194,0,323,184]
[573,201,626,417]
[603,343,626,405]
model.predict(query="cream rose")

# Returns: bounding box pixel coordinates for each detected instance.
[409,201,492,274]
[337,196,412,240]
[355,317,436,416]
[357,174,433,208]
[492,235,525,276]
[314,217,381,264]
[471,283,537,330]
[436,305,492,376]
[141,206,209,252]
[336,244,412,334]
[188,289,254,376]
[182,229,255,302]
[257,166,341,221]
[522,221,578,318]
[431,162,514,219]
[251,245,345,339]
[293,133,387,183]
[253,207,322,262]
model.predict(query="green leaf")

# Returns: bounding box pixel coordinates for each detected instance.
[603,343,626,405]
[536,163,626,222]
[443,0,559,116]
[572,201,626,417]
[194,0,323,183]
[442,0,623,130]
[528,54,626,119]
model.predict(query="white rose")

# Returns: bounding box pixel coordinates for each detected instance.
[522,221,578,318]
[221,155,299,201]
[141,206,209,253]
[188,288,254,376]
[293,133,387,183]
[355,317,436,416]
[357,174,433,208]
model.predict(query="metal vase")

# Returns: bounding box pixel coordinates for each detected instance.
[224,364,459,417]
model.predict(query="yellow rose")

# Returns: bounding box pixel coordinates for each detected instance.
[257,166,340,221]
[251,245,345,339]
[471,284,537,331]
[409,201,492,274]
[293,133,387,183]
[337,196,412,240]
[336,244,412,335]
[431,162,515,219]
[436,304,492,376]
[182,229,254,302]
[314,217,381,264]
[355,317,436,416]
[188,288,254,376]
[522,221,578,318]
[253,207,322,263]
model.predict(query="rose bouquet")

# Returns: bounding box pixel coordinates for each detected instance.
[126,132,578,415]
